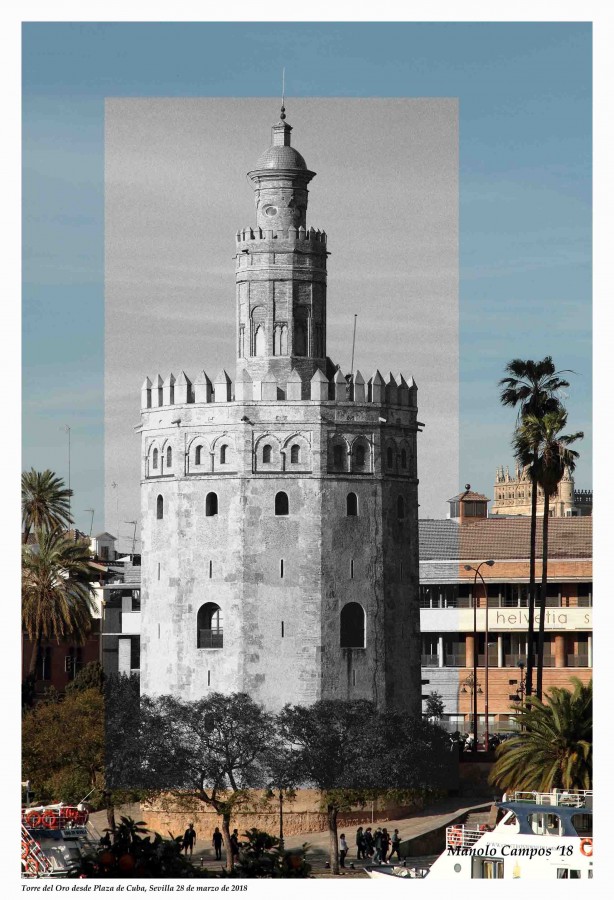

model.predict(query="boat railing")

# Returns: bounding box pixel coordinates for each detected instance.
[506,790,592,808]
[21,824,52,877]
[446,824,486,849]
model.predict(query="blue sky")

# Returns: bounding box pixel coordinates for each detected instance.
[22,22,592,539]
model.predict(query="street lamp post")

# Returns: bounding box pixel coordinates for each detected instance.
[464,560,494,750]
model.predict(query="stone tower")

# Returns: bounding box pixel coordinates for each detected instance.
[139,107,422,716]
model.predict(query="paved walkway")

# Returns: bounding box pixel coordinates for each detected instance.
[93,796,492,877]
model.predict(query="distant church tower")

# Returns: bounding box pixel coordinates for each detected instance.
[139,107,422,715]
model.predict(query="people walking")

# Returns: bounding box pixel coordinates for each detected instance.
[339,833,348,869]
[229,829,241,864]
[355,826,366,860]
[381,828,391,863]
[372,828,383,864]
[212,826,224,861]
[389,828,402,861]
[364,827,374,858]
[182,823,196,856]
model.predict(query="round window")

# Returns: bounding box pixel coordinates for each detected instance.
[264,206,278,217]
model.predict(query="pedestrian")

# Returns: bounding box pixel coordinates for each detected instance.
[372,828,383,864]
[182,823,196,856]
[364,827,374,858]
[339,833,348,869]
[212,826,224,861]
[229,828,241,864]
[389,828,402,861]
[355,826,365,860]
[381,828,391,863]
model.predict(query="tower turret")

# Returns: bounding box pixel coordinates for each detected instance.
[235,106,328,392]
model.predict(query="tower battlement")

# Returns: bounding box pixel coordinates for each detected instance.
[235,226,327,247]
[141,368,417,410]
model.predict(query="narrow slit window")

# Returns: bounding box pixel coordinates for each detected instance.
[209,560,212,578]
[280,559,284,578]
[387,447,394,468]
[350,559,354,579]
[263,444,272,464]
[206,492,218,516]
[355,444,366,468]
[166,446,172,468]
[281,621,285,638]
[207,670,211,686]
[152,448,159,470]
[157,562,161,581]
[401,449,408,469]
[195,445,202,465]
[156,495,164,520]
[220,444,227,464]
[333,444,344,468]
[397,495,405,520]
[290,444,300,464]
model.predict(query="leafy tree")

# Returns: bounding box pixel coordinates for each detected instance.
[22,528,96,675]
[278,700,452,874]
[139,692,276,872]
[499,357,571,697]
[22,687,105,804]
[425,691,445,720]
[22,468,72,544]
[514,408,583,699]
[65,660,105,695]
[489,678,592,792]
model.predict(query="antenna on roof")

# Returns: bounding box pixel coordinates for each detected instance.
[280,68,286,120]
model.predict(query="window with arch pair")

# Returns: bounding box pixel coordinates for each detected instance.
[194,444,228,465]
[152,447,172,470]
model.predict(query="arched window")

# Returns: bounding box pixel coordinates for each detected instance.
[220,444,227,464]
[197,603,223,649]
[263,444,272,464]
[152,448,159,470]
[166,446,172,468]
[386,447,394,468]
[397,496,405,519]
[347,492,358,517]
[275,491,289,516]
[340,603,365,649]
[206,492,218,517]
[255,325,265,357]
[401,449,407,469]
[195,445,202,465]
[333,445,344,469]
[291,444,300,464]
[156,495,164,520]
[355,445,366,468]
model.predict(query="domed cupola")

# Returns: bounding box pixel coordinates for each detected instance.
[247,106,315,232]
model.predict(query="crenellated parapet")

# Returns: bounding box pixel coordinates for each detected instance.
[235,225,327,248]
[141,365,417,411]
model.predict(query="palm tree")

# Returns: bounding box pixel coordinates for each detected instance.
[22,528,96,677]
[499,357,571,697]
[22,469,73,545]
[489,678,592,792]
[514,409,583,699]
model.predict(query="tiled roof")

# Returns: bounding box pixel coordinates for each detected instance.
[447,491,490,502]
[419,518,592,561]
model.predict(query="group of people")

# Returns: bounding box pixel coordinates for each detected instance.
[338,826,402,867]
[181,824,241,864]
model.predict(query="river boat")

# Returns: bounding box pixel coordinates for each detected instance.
[21,803,100,877]
[366,789,593,880]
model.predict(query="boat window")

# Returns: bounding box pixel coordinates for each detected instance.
[557,869,582,879]
[529,812,561,835]
[472,859,504,879]
[571,814,592,836]
[501,813,518,829]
